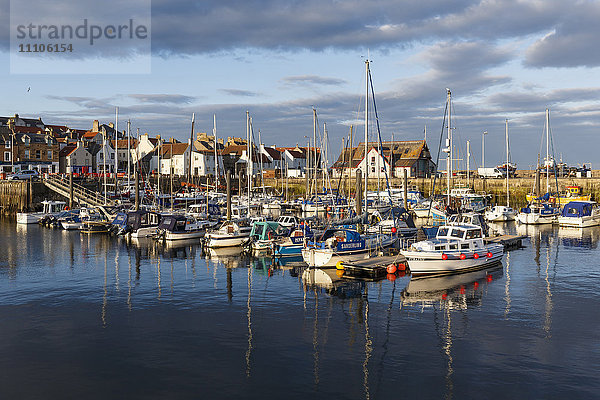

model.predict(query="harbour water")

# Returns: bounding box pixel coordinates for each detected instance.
[1,219,599,399]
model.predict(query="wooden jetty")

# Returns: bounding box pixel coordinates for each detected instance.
[338,254,407,278]
[484,234,527,249]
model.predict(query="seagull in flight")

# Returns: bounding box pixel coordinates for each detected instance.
[27,87,30,92]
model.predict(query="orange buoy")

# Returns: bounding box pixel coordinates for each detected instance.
[386,264,397,274]
[387,273,397,282]
[473,253,480,259]
[336,269,345,277]
[441,253,448,260]
[459,253,466,260]
[397,263,406,271]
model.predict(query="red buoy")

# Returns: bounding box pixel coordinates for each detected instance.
[486,275,493,282]
[441,253,448,260]
[387,273,397,282]
[442,293,448,300]
[486,252,493,258]
[460,285,465,294]
[397,263,406,271]
[391,227,397,234]
[474,281,479,289]
[459,253,466,260]
[473,253,479,259]
[397,270,406,277]
[386,264,397,274]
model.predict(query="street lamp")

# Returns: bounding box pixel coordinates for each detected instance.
[482,130,488,168]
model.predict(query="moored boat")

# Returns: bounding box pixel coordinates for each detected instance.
[401,223,504,275]
[155,214,211,241]
[204,220,252,248]
[557,201,600,228]
[17,200,66,224]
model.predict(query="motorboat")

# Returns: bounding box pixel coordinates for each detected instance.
[401,223,504,275]
[274,224,316,257]
[16,200,66,224]
[557,201,600,228]
[276,214,299,230]
[516,202,559,225]
[484,205,516,222]
[111,209,163,238]
[301,229,396,268]
[204,220,252,248]
[155,214,211,241]
[245,221,288,253]
[446,212,489,237]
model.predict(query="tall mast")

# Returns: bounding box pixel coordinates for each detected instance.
[127,120,131,192]
[246,111,251,216]
[115,107,119,196]
[323,122,327,193]
[258,129,265,196]
[505,119,510,207]
[188,112,195,186]
[466,140,470,184]
[213,114,219,190]
[364,59,369,216]
[545,108,550,193]
[446,89,452,205]
[312,107,317,196]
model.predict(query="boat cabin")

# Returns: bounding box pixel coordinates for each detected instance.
[413,224,485,252]
[41,200,66,214]
[561,201,596,218]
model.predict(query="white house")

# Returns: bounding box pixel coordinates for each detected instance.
[159,142,190,176]
[95,139,116,173]
[281,148,307,177]
[131,133,159,164]
[59,141,92,174]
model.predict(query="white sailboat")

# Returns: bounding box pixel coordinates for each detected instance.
[485,120,516,222]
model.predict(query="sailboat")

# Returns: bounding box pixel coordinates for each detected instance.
[517,110,560,224]
[485,120,516,222]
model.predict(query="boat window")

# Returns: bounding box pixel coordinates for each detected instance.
[461,243,470,249]
[450,229,465,239]
[437,227,449,237]
[435,245,444,251]
[449,244,457,250]
[466,229,482,239]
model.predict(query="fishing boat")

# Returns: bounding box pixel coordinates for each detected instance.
[557,201,600,228]
[446,212,489,236]
[400,223,504,275]
[273,224,315,257]
[16,200,66,224]
[301,229,396,268]
[516,202,559,225]
[245,221,287,253]
[204,220,252,248]
[485,205,517,222]
[155,214,211,241]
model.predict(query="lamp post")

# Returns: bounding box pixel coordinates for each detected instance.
[482,130,488,168]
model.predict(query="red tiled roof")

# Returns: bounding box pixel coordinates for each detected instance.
[59,145,77,157]
[13,126,44,134]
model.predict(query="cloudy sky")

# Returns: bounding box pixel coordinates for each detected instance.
[2,0,600,169]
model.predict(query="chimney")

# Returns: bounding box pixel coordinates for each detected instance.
[92,120,99,132]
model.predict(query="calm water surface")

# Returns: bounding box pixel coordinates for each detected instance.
[1,219,599,399]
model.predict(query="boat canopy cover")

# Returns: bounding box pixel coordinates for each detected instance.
[319,229,362,242]
[250,221,282,239]
[561,201,594,217]
[158,214,188,231]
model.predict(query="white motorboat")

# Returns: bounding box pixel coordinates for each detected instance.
[16,200,66,224]
[557,201,600,228]
[484,205,516,222]
[204,220,252,248]
[401,223,504,275]
[156,214,211,241]
[516,202,559,225]
[301,228,396,268]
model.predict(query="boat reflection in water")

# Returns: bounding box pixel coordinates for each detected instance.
[302,268,377,298]
[557,226,600,249]
[206,246,246,269]
[401,264,504,309]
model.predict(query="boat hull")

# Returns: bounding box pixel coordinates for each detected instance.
[205,234,249,248]
[16,212,44,224]
[402,245,504,275]
[516,213,556,225]
[557,216,600,228]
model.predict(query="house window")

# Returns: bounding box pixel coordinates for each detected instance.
[36,150,41,159]
[111,153,114,159]
[371,156,375,164]
[5,140,10,149]
[371,167,375,173]
[4,151,10,161]
[24,150,29,159]
[47,150,52,160]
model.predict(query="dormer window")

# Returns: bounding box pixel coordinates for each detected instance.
[24,136,30,145]
[5,140,10,149]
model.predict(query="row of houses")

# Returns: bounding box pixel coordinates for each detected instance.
[0,113,436,179]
